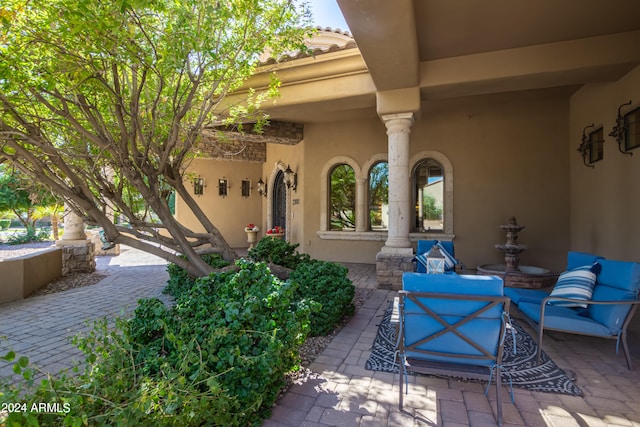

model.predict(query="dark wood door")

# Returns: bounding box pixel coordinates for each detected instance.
[272,170,286,229]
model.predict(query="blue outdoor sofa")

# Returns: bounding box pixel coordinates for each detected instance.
[505,251,640,369]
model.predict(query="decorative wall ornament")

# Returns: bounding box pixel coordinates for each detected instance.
[193,177,205,195]
[218,178,229,197]
[609,100,634,156]
[241,179,251,198]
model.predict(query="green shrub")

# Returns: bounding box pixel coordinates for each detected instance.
[1,260,316,426]
[290,260,355,336]
[7,228,51,244]
[164,253,230,298]
[0,219,10,230]
[247,237,310,269]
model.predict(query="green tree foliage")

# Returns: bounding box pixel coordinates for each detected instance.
[369,162,388,228]
[0,164,60,233]
[329,164,356,230]
[0,0,311,276]
[423,194,443,220]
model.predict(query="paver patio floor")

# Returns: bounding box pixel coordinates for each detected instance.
[1,246,640,426]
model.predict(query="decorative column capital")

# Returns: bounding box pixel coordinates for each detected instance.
[381,112,415,135]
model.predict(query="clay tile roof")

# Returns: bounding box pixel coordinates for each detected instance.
[259,26,357,65]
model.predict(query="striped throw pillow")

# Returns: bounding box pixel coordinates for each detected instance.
[436,241,458,271]
[548,263,600,308]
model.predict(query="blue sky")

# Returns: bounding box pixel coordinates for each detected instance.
[306,0,350,31]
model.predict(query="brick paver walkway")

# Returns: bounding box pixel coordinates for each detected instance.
[2,247,640,426]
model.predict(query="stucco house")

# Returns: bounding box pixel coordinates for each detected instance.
[175,0,640,289]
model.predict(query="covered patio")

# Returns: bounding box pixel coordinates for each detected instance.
[266,264,640,426]
[2,249,639,426]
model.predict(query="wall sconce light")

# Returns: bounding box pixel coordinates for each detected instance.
[609,100,633,156]
[218,178,229,197]
[241,179,251,198]
[193,176,205,195]
[284,165,297,192]
[257,178,267,197]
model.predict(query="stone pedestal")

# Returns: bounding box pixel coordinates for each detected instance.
[376,248,414,290]
[56,240,96,275]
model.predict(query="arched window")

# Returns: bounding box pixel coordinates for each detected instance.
[368,162,388,230]
[329,164,356,231]
[413,159,444,232]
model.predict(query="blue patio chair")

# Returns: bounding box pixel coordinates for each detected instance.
[398,273,511,425]
[415,239,464,273]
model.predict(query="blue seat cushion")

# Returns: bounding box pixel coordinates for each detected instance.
[404,316,502,367]
[504,287,550,305]
[589,285,637,331]
[403,273,503,295]
[518,301,618,336]
[547,263,600,308]
[566,252,604,271]
[596,259,640,293]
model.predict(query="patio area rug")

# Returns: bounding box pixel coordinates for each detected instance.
[365,300,583,396]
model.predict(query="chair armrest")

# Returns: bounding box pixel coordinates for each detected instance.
[540,296,640,307]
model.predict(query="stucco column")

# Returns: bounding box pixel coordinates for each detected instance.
[381,112,414,252]
[61,207,86,240]
[355,177,367,232]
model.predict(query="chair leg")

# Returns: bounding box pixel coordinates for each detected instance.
[398,360,404,410]
[495,366,503,426]
[621,331,633,370]
[536,324,544,364]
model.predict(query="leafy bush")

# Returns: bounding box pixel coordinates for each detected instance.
[1,261,315,426]
[0,219,10,230]
[164,253,230,298]
[7,227,50,244]
[290,260,355,336]
[247,237,310,269]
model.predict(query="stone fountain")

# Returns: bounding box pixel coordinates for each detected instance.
[478,217,558,289]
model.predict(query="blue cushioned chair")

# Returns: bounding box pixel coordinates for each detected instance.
[399,273,510,425]
[415,239,463,273]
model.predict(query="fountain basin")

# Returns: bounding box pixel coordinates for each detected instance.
[477,264,559,289]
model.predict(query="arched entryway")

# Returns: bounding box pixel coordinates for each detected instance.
[272,170,287,230]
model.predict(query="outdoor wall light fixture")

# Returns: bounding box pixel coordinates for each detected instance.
[218,178,229,197]
[193,176,205,195]
[284,165,297,192]
[609,100,634,156]
[256,178,267,197]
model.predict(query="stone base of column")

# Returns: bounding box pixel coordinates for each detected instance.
[55,240,96,275]
[376,247,414,290]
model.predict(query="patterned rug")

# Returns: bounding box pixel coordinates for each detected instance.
[365,301,583,396]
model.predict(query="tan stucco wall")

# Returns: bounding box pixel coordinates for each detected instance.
[299,95,570,271]
[569,65,640,261]
[415,96,570,272]
[176,159,264,249]
[0,247,62,303]
[179,96,572,271]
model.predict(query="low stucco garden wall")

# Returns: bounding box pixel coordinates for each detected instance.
[0,247,62,303]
